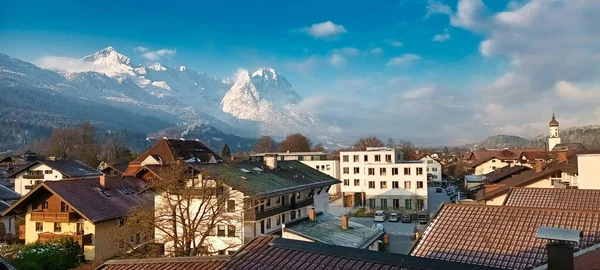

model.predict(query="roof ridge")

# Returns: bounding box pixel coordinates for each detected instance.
[444,202,600,213]
[103,255,229,265]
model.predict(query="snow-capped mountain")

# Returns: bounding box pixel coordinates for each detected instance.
[0,46,334,143]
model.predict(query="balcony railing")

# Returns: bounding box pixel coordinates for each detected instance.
[38,232,93,246]
[31,211,78,222]
[244,197,314,221]
[23,174,44,179]
[18,225,25,240]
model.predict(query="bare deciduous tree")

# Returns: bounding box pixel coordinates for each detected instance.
[386,137,395,148]
[112,163,244,257]
[353,136,384,151]
[253,136,276,153]
[278,133,312,152]
[397,140,416,160]
[312,143,326,152]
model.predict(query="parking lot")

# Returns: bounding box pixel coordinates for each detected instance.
[329,186,452,254]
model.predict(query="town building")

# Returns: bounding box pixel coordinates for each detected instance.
[8,158,103,196]
[339,147,428,212]
[548,113,561,151]
[0,183,21,236]
[2,175,152,261]
[148,152,339,256]
[0,150,38,180]
[416,154,442,183]
[281,209,383,251]
[251,152,340,196]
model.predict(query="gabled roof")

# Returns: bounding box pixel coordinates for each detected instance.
[101,163,129,174]
[223,235,501,270]
[552,143,587,152]
[96,256,229,270]
[2,177,152,223]
[188,161,340,199]
[469,156,501,168]
[478,162,566,201]
[7,159,102,179]
[130,139,222,165]
[410,203,600,269]
[469,149,544,162]
[504,187,600,210]
[483,165,530,184]
[283,212,383,249]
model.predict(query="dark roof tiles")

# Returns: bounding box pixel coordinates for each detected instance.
[97,256,229,270]
[505,187,600,210]
[410,203,600,269]
[131,139,221,165]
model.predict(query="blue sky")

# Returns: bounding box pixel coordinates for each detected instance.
[2,0,599,144]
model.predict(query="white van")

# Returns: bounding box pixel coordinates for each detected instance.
[374,210,385,222]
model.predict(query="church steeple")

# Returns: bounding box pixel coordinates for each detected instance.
[548,113,561,151]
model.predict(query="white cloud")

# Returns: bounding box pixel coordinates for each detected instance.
[432,29,451,42]
[287,55,320,76]
[386,54,422,66]
[370,48,383,54]
[401,87,434,100]
[332,47,360,56]
[300,21,347,39]
[133,46,148,53]
[35,56,114,73]
[386,39,403,47]
[424,0,452,18]
[140,48,177,61]
[329,53,347,68]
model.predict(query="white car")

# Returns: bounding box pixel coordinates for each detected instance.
[389,213,399,222]
[373,210,385,222]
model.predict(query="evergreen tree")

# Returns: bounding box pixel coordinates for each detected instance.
[221,144,231,159]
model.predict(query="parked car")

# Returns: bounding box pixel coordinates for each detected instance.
[389,213,399,222]
[401,214,412,223]
[417,213,428,224]
[436,187,443,193]
[373,210,385,222]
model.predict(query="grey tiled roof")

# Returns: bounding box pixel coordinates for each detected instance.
[283,213,383,249]
[8,159,102,178]
[505,187,600,210]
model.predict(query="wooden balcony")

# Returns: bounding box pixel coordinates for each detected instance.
[244,197,314,221]
[31,211,78,222]
[38,232,93,246]
[23,174,44,179]
[18,225,25,240]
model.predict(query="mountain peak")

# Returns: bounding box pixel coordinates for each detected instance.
[252,67,278,79]
[81,46,131,66]
[148,62,167,71]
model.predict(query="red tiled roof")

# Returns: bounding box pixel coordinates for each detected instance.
[504,187,600,211]
[469,149,544,162]
[97,256,229,270]
[410,203,600,269]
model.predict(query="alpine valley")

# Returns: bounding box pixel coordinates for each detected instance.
[0,46,339,152]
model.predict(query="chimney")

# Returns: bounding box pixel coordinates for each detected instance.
[99,174,106,188]
[308,206,316,221]
[537,227,581,270]
[230,155,235,161]
[534,161,543,173]
[341,215,349,229]
[264,154,278,169]
[557,151,568,163]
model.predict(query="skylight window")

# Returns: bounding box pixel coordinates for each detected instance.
[253,167,263,172]
[240,168,250,173]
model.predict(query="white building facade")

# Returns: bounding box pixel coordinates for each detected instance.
[301,160,340,196]
[339,147,428,213]
[420,155,442,183]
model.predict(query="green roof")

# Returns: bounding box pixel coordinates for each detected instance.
[283,213,383,249]
[189,161,340,199]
